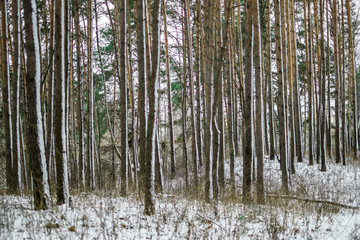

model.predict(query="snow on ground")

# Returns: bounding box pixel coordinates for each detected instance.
[1,158,359,240]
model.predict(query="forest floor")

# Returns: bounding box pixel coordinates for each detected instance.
[0,157,359,239]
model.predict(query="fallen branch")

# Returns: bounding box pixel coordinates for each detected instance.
[266,194,359,210]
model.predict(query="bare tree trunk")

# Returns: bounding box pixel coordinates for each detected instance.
[346,0,358,160]
[340,0,346,165]
[54,0,69,205]
[320,0,327,172]
[290,0,303,163]
[12,0,22,195]
[1,0,14,194]
[144,0,161,215]
[162,1,176,180]
[74,0,84,191]
[305,0,314,166]
[265,0,275,161]
[136,0,148,193]
[275,0,289,193]
[195,0,203,170]
[326,0,332,158]
[119,0,129,197]
[254,0,265,203]
[243,0,254,202]
[333,0,341,164]
[23,0,50,210]
[203,0,215,202]
[182,0,199,188]
[181,28,189,190]
[46,0,55,193]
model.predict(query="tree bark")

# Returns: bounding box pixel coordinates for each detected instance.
[346,0,358,160]
[182,0,199,188]
[144,0,161,215]
[333,0,341,164]
[254,0,265,203]
[162,1,176,180]
[119,0,129,197]
[23,0,50,210]
[12,0,22,194]
[54,0,69,205]
[274,0,289,193]
[243,0,254,202]
[1,0,14,195]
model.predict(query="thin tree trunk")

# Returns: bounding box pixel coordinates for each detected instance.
[290,0,303,163]
[136,0,148,192]
[144,0,161,215]
[333,0,341,164]
[340,0,346,165]
[162,1,176,180]
[265,0,275,161]
[346,0,358,160]
[182,0,199,188]
[74,0,84,191]
[181,24,189,190]
[1,0,14,194]
[203,0,215,202]
[195,0,203,170]
[306,0,314,166]
[254,0,265,203]
[119,0,129,197]
[275,0,289,193]
[326,0,332,158]
[320,0,327,171]
[243,0,254,202]
[12,0,22,195]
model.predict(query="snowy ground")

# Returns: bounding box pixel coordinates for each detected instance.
[1,158,359,240]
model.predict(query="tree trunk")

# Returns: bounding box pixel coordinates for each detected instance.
[243,0,254,202]
[305,0,314,166]
[265,0,275,161]
[136,0,148,192]
[74,0,84,191]
[23,0,51,210]
[320,0,327,172]
[11,0,22,195]
[333,0,341,164]
[162,1,176,180]
[119,0,129,197]
[1,0,14,195]
[203,0,215,202]
[182,0,199,188]
[326,0,332,158]
[254,0,265,203]
[346,0,358,160]
[274,0,289,193]
[54,0,69,205]
[290,0,303,163]
[144,0,161,215]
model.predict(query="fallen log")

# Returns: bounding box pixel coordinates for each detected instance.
[266,194,359,210]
